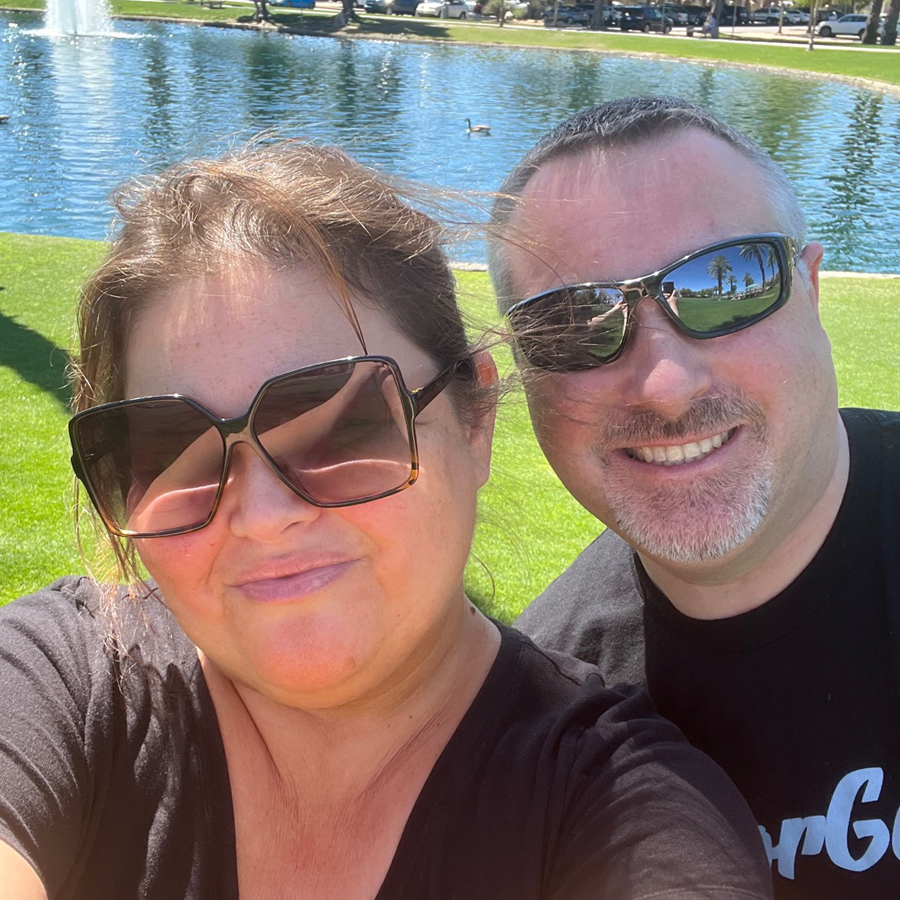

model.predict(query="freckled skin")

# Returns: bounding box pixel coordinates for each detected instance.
[507,130,848,616]
[127,266,496,708]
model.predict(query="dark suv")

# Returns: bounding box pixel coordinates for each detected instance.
[618,5,673,31]
[681,4,708,24]
[719,4,750,24]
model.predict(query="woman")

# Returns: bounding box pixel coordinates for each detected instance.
[0,142,772,899]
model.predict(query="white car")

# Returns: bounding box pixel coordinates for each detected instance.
[416,0,469,15]
[752,6,800,25]
[817,12,881,38]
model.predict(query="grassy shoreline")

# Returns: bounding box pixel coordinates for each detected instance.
[3,1,899,90]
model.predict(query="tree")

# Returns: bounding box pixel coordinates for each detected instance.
[590,0,607,29]
[882,0,899,44]
[740,243,767,286]
[251,0,273,22]
[862,0,883,43]
[707,254,733,297]
[709,0,726,31]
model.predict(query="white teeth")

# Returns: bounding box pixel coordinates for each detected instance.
[683,442,701,459]
[627,428,734,466]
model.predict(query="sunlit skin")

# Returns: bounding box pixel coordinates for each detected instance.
[506,130,849,620]
[124,265,499,897]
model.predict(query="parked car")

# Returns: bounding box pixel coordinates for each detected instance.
[365,0,390,11]
[618,5,673,30]
[817,11,878,37]
[816,8,842,22]
[681,4,708,25]
[719,4,750,25]
[543,4,592,25]
[416,0,469,15]
[661,5,690,26]
[751,5,799,24]
[574,2,618,25]
[388,0,421,13]
[270,0,315,7]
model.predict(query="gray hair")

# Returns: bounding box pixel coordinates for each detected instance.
[487,96,808,313]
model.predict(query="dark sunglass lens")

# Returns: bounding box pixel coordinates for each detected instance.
[668,241,784,334]
[254,360,413,505]
[75,400,224,535]
[511,287,627,371]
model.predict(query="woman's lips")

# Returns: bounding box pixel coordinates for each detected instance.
[234,559,357,603]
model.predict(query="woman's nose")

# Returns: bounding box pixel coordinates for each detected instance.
[221,441,322,541]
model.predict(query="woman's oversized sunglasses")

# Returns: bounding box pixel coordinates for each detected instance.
[506,234,798,372]
[69,355,469,539]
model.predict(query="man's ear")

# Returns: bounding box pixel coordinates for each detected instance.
[467,350,498,489]
[801,241,824,315]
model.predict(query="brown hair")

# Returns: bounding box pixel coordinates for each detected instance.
[71,139,488,582]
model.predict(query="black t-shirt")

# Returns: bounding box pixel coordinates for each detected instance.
[0,576,772,900]
[516,408,900,898]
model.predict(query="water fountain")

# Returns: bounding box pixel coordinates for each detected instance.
[44,0,113,35]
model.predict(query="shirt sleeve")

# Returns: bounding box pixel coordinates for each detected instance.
[549,684,773,900]
[0,579,113,898]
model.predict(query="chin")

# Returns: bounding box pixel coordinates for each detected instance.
[605,467,774,565]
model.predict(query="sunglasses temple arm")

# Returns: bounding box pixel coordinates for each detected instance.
[412,359,473,414]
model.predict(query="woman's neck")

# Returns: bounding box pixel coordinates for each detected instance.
[200,600,500,803]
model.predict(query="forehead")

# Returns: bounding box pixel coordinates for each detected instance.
[506,130,781,297]
[123,266,425,415]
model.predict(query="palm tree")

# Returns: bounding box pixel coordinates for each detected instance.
[883,0,899,44]
[707,254,733,297]
[743,272,756,289]
[741,243,767,288]
[863,0,884,43]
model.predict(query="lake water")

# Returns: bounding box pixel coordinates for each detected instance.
[1,12,899,270]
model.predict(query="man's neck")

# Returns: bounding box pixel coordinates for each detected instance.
[639,416,851,621]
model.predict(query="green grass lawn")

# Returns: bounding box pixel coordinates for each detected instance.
[1,233,898,620]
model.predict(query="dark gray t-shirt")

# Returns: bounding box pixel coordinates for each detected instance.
[0,577,772,899]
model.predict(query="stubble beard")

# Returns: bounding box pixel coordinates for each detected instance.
[591,392,774,564]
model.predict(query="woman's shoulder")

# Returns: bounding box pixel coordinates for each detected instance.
[0,576,198,698]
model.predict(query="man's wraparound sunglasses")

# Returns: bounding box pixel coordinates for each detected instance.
[69,355,469,539]
[506,234,798,372]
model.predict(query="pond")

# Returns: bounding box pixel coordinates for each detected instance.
[1,12,899,271]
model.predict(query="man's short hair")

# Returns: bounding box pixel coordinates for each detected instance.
[488,96,807,313]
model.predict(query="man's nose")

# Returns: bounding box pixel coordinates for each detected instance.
[617,296,714,419]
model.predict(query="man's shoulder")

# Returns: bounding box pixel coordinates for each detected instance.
[514,529,646,684]
[842,407,900,443]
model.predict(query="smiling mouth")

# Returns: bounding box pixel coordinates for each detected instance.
[625,428,737,466]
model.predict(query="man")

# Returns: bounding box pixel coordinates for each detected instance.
[488,97,900,897]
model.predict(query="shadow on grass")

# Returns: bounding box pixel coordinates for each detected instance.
[0,311,72,411]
